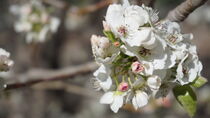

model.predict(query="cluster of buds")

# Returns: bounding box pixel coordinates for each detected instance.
[10,0,60,43]
[91,0,203,113]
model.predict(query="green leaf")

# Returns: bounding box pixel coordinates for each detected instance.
[191,76,208,88]
[173,85,197,117]
[103,31,116,43]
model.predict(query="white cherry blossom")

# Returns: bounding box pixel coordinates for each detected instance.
[105,0,151,38]
[90,0,203,113]
[11,1,60,43]
[176,54,203,85]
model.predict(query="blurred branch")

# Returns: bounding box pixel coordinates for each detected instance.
[166,0,208,22]
[43,0,67,9]
[32,81,101,99]
[43,0,118,14]
[136,0,156,7]
[70,0,118,15]
[5,62,98,90]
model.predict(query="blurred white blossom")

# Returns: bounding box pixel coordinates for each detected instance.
[10,0,60,43]
[0,48,13,72]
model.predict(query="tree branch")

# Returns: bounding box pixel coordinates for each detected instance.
[5,62,98,90]
[70,0,117,15]
[137,0,156,7]
[166,0,208,22]
[43,0,117,15]
[43,0,67,9]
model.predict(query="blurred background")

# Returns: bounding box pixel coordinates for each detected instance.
[0,0,210,118]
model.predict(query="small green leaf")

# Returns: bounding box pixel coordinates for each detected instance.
[173,85,197,117]
[103,31,116,43]
[191,76,208,88]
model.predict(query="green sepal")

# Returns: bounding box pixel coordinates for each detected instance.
[191,76,208,88]
[103,30,116,43]
[173,85,197,117]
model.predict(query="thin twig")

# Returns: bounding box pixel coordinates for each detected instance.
[5,62,98,90]
[166,0,208,22]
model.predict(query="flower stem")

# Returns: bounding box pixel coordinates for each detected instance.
[127,77,132,87]
[113,76,119,87]
[122,76,125,82]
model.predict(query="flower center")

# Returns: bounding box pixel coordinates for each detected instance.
[118,26,127,37]
[139,47,151,57]
[183,67,188,74]
[167,35,178,44]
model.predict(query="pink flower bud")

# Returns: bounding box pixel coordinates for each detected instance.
[131,61,144,74]
[102,21,111,31]
[118,82,129,92]
[113,41,120,47]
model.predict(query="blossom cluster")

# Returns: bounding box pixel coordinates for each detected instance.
[10,0,60,43]
[90,0,203,113]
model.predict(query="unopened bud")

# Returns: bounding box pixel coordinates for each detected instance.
[118,82,129,92]
[113,41,120,47]
[91,35,111,58]
[103,21,111,31]
[131,61,144,74]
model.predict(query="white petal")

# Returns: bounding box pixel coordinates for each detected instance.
[176,54,189,85]
[147,75,162,90]
[106,4,124,35]
[93,65,106,76]
[127,28,152,47]
[100,77,112,91]
[135,91,149,108]
[132,96,138,110]
[110,95,124,113]
[197,61,203,75]
[142,33,157,49]
[123,0,130,7]
[165,48,176,68]
[100,92,114,104]
[153,69,167,79]
[124,6,149,29]
[142,61,154,75]
[152,53,167,69]
[120,45,135,57]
